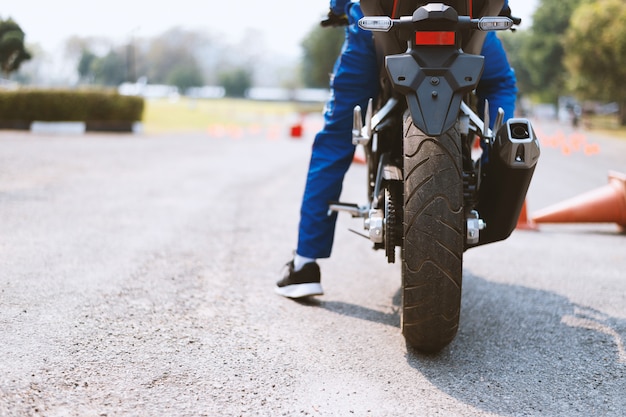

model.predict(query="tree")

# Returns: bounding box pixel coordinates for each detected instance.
[9,42,43,84]
[499,30,533,97]
[564,0,626,125]
[71,28,210,90]
[167,64,204,93]
[92,49,126,86]
[219,68,252,97]
[300,24,344,88]
[0,18,31,76]
[77,49,97,83]
[520,0,586,103]
[141,28,207,86]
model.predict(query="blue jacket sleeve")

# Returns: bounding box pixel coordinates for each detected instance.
[330,0,350,15]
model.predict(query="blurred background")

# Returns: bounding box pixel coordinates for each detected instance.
[2,0,626,132]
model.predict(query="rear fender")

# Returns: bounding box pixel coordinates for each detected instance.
[386,47,483,136]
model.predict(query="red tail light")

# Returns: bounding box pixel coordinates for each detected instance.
[415,31,456,46]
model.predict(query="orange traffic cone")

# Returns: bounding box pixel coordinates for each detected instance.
[531,171,626,231]
[516,200,538,230]
[473,135,481,150]
[290,123,303,138]
[352,154,366,164]
[352,147,366,165]
[290,113,305,138]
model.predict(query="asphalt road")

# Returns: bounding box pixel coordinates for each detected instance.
[0,117,624,416]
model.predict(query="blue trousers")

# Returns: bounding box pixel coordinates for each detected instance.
[297,3,517,259]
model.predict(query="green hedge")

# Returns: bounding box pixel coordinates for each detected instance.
[0,89,144,131]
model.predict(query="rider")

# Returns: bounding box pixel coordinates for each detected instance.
[276,0,518,298]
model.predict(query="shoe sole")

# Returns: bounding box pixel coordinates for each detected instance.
[275,283,324,298]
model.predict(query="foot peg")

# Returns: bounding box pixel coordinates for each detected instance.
[328,202,368,218]
[329,202,384,244]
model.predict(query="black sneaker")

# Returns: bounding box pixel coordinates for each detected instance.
[275,261,323,298]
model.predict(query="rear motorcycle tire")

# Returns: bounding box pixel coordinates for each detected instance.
[402,111,464,353]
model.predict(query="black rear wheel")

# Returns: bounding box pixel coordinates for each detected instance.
[401,111,464,353]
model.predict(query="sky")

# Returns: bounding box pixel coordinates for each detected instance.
[3,0,538,59]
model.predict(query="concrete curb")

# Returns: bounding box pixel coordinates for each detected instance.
[28,121,144,134]
[31,121,86,134]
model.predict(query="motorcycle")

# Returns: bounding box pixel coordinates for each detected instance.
[328,0,540,352]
